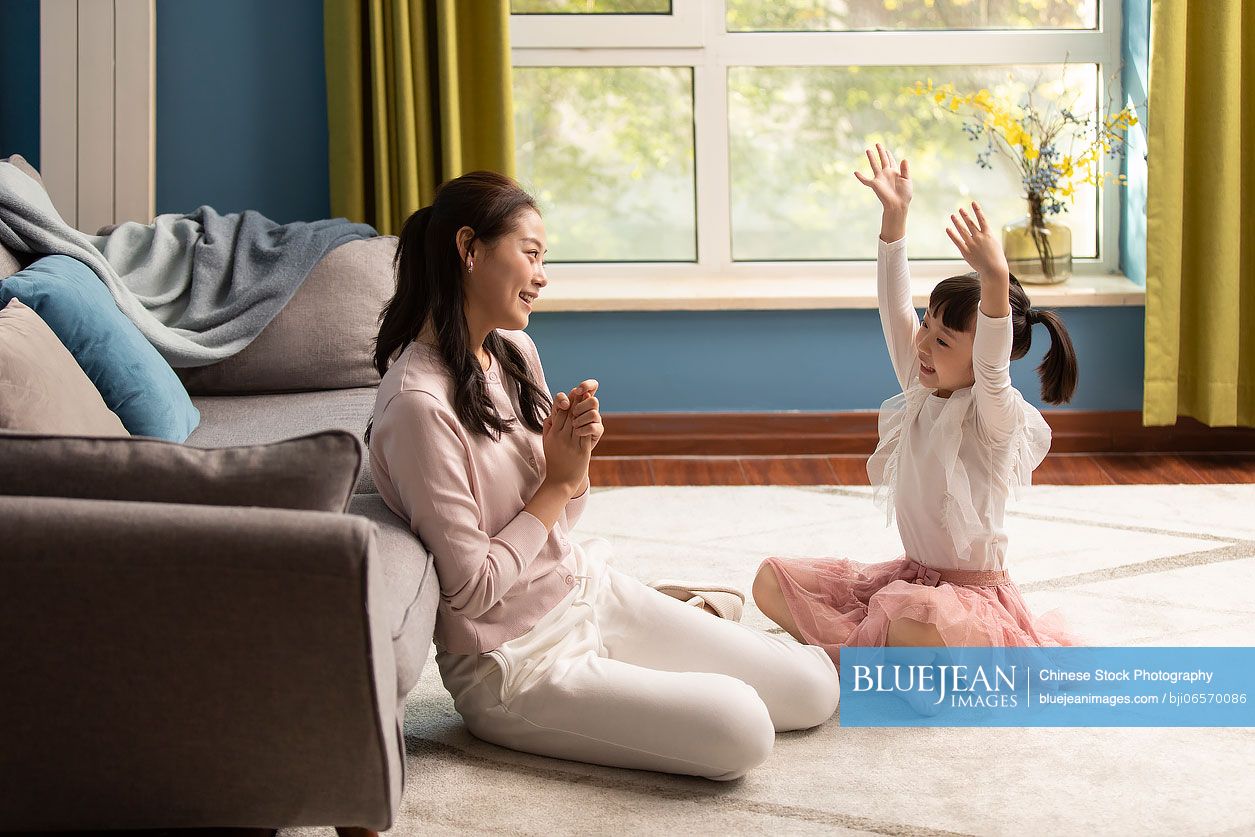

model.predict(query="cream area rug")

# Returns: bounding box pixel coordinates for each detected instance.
[285,484,1255,837]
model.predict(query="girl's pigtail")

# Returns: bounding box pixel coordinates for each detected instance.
[1032,308,1078,405]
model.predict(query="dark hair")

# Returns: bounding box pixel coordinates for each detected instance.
[369,171,551,440]
[927,272,1078,405]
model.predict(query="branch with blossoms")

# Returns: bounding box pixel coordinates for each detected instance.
[909,73,1140,218]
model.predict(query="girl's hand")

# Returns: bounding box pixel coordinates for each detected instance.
[946,202,1009,280]
[542,390,592,494]
[946,201,1011,317]
[854,143,912,214]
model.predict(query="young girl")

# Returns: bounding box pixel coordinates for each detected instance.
[368,171,839,782]
[753,144,1079,661]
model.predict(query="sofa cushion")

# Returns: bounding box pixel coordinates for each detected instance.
[0,428,362,512]
[348,494,439,701]
[0,299,129,437]
[186,387,378,494]
[178,236,396,395]
[0,255,201,442]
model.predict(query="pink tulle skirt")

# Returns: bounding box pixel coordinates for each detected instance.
[759,554,1080,666]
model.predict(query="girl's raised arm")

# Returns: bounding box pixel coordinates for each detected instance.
[947,203,1020,441]
[855,144,919,391]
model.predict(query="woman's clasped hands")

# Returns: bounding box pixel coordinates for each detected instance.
[542,379,603,492]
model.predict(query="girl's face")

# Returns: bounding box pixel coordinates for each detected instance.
[914,305,975,396]
[462,209,548,332]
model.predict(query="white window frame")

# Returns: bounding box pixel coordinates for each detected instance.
[510,0,1125,288]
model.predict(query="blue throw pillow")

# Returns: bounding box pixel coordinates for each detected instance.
[0,255,200,441]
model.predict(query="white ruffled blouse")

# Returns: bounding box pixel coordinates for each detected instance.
[865,237,1051,571]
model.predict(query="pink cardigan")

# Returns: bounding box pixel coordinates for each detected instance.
[369,330,588,656]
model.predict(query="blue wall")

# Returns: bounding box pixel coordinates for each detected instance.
[0,0,1147,413]
[529,307,1144,413]
[0,0,328,221]
[155,0,330,221]
[0,0,40,168]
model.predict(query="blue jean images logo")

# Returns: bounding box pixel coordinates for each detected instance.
[840,647,1255,727]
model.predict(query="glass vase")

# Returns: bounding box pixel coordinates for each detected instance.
[1001,197,1072,285]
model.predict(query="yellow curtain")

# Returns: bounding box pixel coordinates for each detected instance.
[324,0,515,235]
[1144,1,1254,426]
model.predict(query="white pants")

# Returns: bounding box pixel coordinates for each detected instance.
[436,540,840,781]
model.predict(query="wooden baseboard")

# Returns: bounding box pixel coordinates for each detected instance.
[595,411,1255,457]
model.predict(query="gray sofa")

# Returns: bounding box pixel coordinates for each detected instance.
[0,232,440,832]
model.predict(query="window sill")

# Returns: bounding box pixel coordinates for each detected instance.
[532,269,1145,313]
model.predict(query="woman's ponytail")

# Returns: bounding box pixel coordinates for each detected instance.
[1033,308,1078,405]
[373,205,434,379]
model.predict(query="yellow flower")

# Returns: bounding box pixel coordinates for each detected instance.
[912,76,1135,195]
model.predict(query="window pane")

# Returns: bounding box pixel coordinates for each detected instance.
[512,0,671,13]
[727,0,1097,31]
[514,67,695,262]
[728,65,1100,262]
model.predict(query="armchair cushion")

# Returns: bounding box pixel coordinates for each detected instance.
[0,299,128,437]
[0,254,200,441]
[178,236,396,395]
[0,428,362,512]
[186,387,377,494]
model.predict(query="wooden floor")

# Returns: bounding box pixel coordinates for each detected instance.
[590,453,1255,487]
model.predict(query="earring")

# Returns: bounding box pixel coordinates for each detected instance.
[467,258,474,273]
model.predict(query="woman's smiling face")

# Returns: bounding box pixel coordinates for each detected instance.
[914,304,975,395]
[461,208,549,332]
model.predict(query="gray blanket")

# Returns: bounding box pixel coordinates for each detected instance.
[0,161,376,367]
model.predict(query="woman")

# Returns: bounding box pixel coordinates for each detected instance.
[368,171,839,781]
